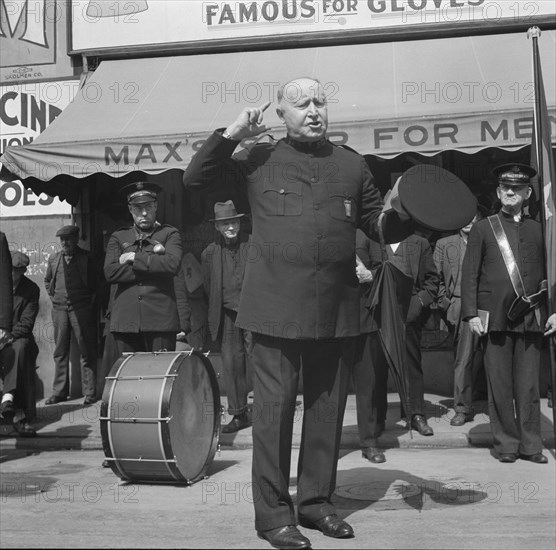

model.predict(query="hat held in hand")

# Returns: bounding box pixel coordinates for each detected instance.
[390,165,477,232]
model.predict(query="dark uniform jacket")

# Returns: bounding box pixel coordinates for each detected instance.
[104,223,183,333]
[202,236,249,341]
[183,131,411,339]
[44,247,97,309]
[461,211,547,333]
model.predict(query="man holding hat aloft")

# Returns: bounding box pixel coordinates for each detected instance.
[104,182,186,354]
[0,251,39,436]
[462,163,556,464]
[202,200,252,433]
[44,225,98,406]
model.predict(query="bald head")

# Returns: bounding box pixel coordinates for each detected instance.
[276,77,328,142]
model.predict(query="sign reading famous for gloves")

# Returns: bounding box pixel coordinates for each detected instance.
[70,0,556,54]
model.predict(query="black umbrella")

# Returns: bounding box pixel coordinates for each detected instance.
[366,260,414,434]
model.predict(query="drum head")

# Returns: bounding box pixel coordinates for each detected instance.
[166,353,220,483]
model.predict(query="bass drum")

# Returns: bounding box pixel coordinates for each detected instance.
[100,351,220,484]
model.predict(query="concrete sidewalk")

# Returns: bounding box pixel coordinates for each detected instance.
[1,392,554,452]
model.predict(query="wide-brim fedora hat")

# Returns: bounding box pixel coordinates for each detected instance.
[210,200,245,222]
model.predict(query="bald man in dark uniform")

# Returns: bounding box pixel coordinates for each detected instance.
[184,77,412,550]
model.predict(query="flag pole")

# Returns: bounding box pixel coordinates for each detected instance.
[527,26,556,437]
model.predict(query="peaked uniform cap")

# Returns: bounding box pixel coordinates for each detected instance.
[210,200,245,222]
[492,163,537,186]
[121,182,162,204]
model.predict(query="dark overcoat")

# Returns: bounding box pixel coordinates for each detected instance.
[183,132,411,339]
[461,211,547,333]
[0,231,12,332]
[201,236,249,342]
[104,223,183,333]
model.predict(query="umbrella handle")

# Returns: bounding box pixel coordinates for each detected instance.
[377,212,389,262]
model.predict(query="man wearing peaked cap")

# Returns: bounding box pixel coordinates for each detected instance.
[104,181,189,354]
[492,162,537,184]
[120,181,163,204]
[0,251,40,436]
[202,200,252,434]
[44,225,98,406]
[462,161,556,465]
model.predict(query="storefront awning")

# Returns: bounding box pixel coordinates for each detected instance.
[1,30,555,204]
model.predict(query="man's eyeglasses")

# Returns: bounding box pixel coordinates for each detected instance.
[130,202,156,213]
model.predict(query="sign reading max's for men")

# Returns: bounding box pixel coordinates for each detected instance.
[70,0,556,54]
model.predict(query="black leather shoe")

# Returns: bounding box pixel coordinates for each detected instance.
[102,460,111,468]
[222,413,250,434]
[450,412,474,426]
[0,400,15,419]
[257,525,311,549]
[498,453,517,463]
[14,420,36,438]
[519,453,548,464]
[362,446,386,464]
[45,395,67,405]
[411,415,434,436]
[83,396,97,405]
[299,514,354,539]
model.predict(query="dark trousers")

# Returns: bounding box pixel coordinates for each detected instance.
[12,338,38,421]
[483,332,543,456]
[353,332,388,448]
[453,321,480,414]
[52,305,97,399]
[220,308,252,415]
[405,322,425,417]
[113,332,176,355]
[251,334,353,532]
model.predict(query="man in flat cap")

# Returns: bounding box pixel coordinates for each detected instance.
[202,200,252,433]
[0,252,40,436]
[44,225,98,405]
[104,182,186,354]
[462,163,556,464]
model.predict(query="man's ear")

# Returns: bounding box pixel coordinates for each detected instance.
[526,186,532,199]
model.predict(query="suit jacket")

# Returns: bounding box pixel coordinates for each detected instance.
[202,236,249,341]
[433,233,466,329]
[461,211,547,332]
[104,223,183,333]
[183,131,412,339]
[0,232,12,332]
[12,276,40,341]
[386,235,439,325]
[44,246,97,307]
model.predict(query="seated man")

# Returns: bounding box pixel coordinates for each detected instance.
[0,251,39,437]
